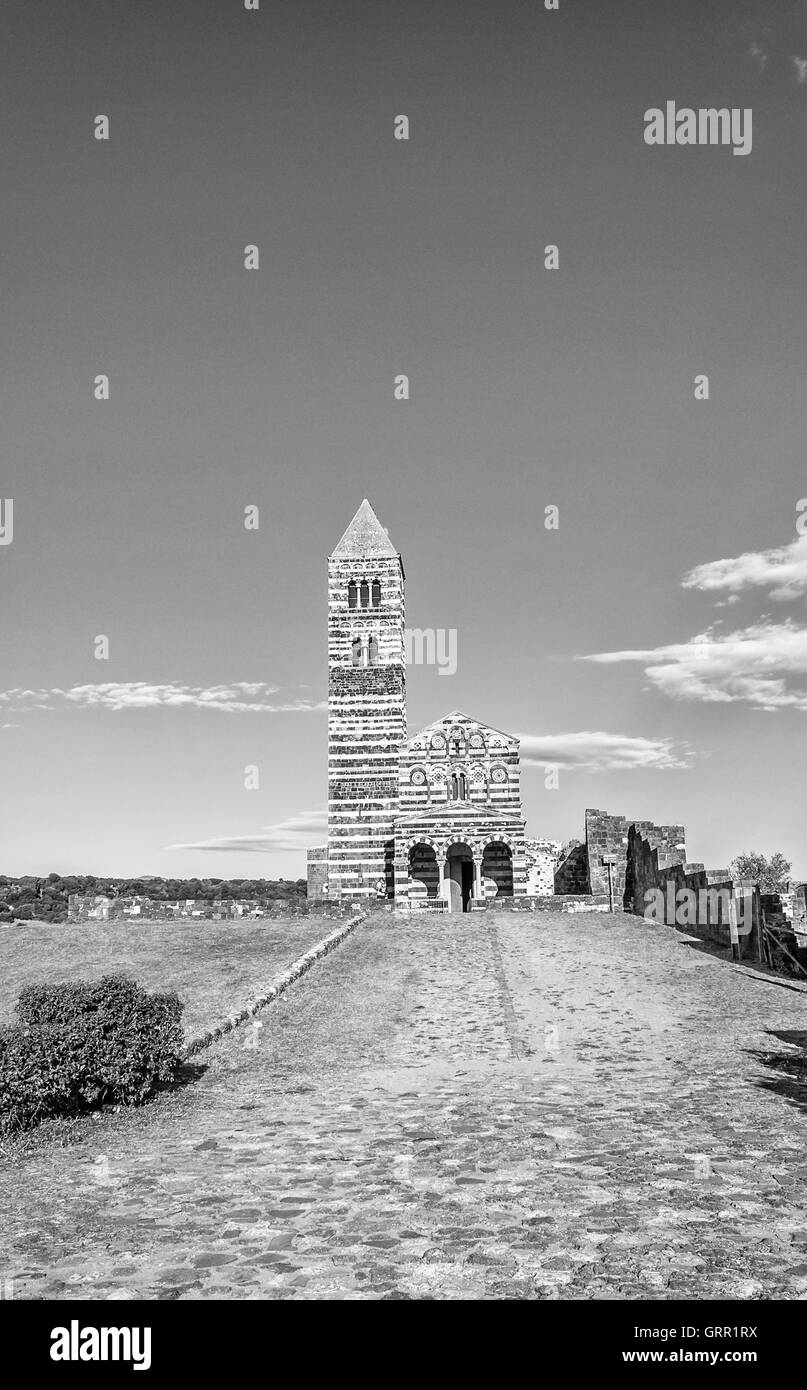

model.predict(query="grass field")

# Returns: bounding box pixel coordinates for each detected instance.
[0,917,335,1042]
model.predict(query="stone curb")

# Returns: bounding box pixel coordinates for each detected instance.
[731,962,807,995]
[182,911,368,1059]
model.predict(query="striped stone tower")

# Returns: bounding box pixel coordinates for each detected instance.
[326,499,406,900]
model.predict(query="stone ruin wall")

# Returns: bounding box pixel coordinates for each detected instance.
[306,847,329,901]
[553,840,589,895]
[524,838,563,896]
[792,883,807,935]
[625,826,757,955]
[586,809,687,907]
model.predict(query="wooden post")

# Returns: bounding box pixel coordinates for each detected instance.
[728,896,739,961]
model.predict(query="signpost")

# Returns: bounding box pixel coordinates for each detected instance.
[601,854,619,914]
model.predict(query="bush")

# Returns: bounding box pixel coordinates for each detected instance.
[0,974,184,1134]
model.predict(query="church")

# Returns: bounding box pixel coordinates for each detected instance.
[307,499,529,911]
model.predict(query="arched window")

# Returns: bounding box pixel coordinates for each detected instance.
[450,773,468,801]
[351,637,363,666]
[368,635,379,666]
[371,579,381,608]
[347,581,358,610]
[360,580,370,609]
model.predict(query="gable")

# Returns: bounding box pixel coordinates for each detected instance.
[405,711,518,755]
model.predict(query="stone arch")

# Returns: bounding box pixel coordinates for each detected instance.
[482,840,514,897]
[408,842,439,899]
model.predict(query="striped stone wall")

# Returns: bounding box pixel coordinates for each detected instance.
[326,503,406,900]
[393,712,528,905]
[399,712,522,813]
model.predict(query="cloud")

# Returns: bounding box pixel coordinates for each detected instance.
[583,620,807,712]
[519,731,691,772]
[682,535,807,602]
[792,54,807,82]
[749,41,768,70]
[166,810,327,854]
[0,683,326,714]
[1,723,19,729]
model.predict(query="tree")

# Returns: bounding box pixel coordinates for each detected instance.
[730,851,792,893]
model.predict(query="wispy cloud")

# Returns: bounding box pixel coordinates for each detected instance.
[682,535,807,602]
[749,41,768,71]
[166,810,327,854]
[519,731,691,772]
[0,683,326,714]
[743,14,807,84]
[584,620,807,713]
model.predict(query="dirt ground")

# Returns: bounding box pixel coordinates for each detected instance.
[1,910,807,1300]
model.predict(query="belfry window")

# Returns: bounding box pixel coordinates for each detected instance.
[360,580,370,608]
[348,581,358,610]
[368,635,379,666]
[371,579,381,608]
[351,637,363,666]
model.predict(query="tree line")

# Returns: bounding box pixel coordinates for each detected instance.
[0,875,307,923]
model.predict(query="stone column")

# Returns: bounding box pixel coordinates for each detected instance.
[472,857,482,901]
[440,856,452,909]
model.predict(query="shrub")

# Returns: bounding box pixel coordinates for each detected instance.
[0,974,184,1134]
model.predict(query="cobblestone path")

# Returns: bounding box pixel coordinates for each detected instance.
[3,911,807,1300]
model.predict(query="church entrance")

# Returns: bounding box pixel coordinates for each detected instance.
[446,842,475,913]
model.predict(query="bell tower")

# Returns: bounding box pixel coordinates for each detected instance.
[326,499,406,899]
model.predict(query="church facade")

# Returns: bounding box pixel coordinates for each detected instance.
[307,499,528,911]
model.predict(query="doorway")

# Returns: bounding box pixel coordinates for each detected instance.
[446,842,474,913]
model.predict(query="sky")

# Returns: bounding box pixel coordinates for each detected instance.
[1,0,806,881]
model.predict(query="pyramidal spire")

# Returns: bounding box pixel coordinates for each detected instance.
[331,498,398,558]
